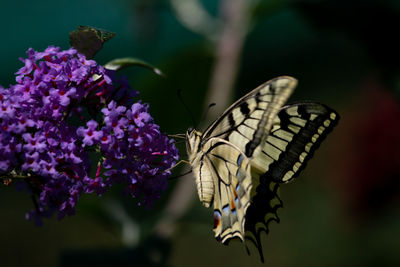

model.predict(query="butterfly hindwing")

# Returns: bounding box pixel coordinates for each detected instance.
[201,138,252,242]
[244,175,282,263]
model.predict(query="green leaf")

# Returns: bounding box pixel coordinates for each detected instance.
[104,57,164,76]
[69,26,116,59]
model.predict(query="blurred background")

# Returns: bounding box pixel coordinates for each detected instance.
[1,0,399,266]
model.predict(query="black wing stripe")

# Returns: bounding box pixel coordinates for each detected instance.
[268,132,289,143]
[265,139,285,152]
[239,101,251,116]
[244,93,276,157]
[261,149,276,161]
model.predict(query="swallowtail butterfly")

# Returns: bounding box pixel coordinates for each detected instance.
[185,76,339,261]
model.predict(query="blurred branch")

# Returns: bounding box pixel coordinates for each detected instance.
[204,0,252,120]
[155,165,195,238]
[156,0,254,239]
[105,199,140,247]
[170,0,221,41]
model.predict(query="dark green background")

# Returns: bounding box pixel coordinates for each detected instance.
[1,0,399,266]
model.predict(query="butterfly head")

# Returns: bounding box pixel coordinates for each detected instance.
[186,127,202,161]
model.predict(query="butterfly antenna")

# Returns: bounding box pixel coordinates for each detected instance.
[171,140,186,145]
[196,102,216,129]
[177,89,197,127]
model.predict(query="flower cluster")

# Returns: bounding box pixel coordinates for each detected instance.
[0,46,178,224]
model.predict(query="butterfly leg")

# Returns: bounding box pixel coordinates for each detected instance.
[167,134,186,139]
[164,159,191,173]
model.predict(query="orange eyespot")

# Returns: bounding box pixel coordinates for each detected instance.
[213,210,221,228]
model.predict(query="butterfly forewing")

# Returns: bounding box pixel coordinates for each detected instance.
[250,102,340,183]
[202,76,298,158]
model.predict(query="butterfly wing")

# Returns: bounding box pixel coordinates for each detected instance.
[189,76,339,262]
[251,102,340,183]
[202,76,297,158]
[200,138,253,242]
[243,102,340,262]
[244,175,281,263]
[192,76,297,243]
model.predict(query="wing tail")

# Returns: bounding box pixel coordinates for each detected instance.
[244,173,282,263]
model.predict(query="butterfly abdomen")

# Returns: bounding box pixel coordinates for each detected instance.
[193,159,214,208]
[187,129,215,208]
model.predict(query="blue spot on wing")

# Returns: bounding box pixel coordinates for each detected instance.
[236,169,241,177]
[237,154,244,166]
[222,205,230,213]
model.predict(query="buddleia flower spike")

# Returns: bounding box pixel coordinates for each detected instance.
[0,46,179,224]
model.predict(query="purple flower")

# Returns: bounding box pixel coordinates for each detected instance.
[83,176,107,195]
[77,120,103,146]
[127,102,152,127]
[0,46,179,224]
[22,132,47,152]
[21,151,41,172]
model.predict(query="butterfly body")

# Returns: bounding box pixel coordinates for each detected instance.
[185,76,339,260]
[186,129,215,207]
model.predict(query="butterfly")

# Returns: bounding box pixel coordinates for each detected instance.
[185,76,339,262]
